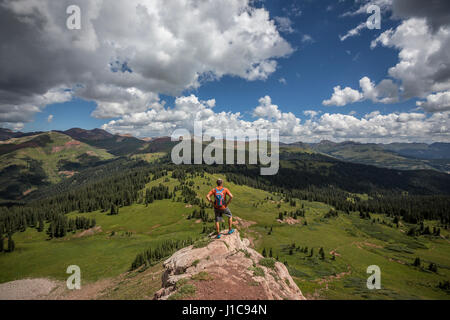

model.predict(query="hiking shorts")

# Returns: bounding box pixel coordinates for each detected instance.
[214,207,232,222]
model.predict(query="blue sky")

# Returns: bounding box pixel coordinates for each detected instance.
[2,0,449,143]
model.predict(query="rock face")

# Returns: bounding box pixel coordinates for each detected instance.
[154,230,305,300]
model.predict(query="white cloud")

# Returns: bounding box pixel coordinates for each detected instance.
[0,0,293,125]
[102,94,450,143]
[339,0,395,41]
[371,18,450,99]
[359,77,399,104]
[278,78,287,85]
[253,96,282,120]
[301,34,314,43]
[342,0,393,17]
[274,16,294,34]
[47,114,54,123]
[417,91,450,112]
[323,86,363,106]
[339,22,367,41]
[304,110,319,118]
[323,77,399,106]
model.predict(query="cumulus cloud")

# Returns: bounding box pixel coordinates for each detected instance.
[417,91,450,112]
[0,0,293,126]
[323,77,399,106]
[47,114,54,123]
[371,18,450,99]
[102,94,450,143]
[338,1,450,112]
[253,96,282,120]
[323,86,363,106]
[359,77,399,104]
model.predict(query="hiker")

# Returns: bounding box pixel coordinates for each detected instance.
[206,179,234,239]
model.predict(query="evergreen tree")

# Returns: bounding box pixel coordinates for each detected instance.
[37,217,44,232]
[428,263,438,273]
[7,234,15,253]
[319,247,325,260]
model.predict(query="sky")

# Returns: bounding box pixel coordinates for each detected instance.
[1,0,450,143]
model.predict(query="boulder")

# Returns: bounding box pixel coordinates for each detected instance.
[154,230,305,300]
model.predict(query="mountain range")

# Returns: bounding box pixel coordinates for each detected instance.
[0,127,449,202]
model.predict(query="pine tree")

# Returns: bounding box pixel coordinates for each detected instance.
[319,247,325,260]
[428,263,438,273]
[7,234,15,253]
[262,248,267,257]
[37,217,44,232]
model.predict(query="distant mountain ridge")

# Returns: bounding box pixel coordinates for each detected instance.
[293,140,450,173]
[0,128,44,141]
[61,128,114,141]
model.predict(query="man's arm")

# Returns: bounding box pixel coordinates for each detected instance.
[206,190,213,204]
[226,190,233,205]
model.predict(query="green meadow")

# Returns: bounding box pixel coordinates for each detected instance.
[1,172,449,299]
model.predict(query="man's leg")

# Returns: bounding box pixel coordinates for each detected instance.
[228,217,233,231]
[225,208,234,233]
[215,221,220,235]
[214,209,221,236]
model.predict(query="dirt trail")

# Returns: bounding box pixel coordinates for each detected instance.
[0,267,163,300]
[0,279,60,300]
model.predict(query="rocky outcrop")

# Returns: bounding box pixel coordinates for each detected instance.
[154,230,305,300]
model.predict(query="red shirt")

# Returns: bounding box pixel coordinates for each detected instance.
[208,187,232,210]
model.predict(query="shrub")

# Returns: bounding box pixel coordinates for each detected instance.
[259,258,276,269]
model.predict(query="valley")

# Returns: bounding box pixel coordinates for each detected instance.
[1,168,449,299]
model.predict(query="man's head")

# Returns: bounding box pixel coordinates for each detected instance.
[216,179,223,186]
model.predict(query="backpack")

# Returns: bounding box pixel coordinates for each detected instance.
[214,188,225,207]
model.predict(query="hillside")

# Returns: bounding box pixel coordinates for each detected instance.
[62,128,176,156]
[1,171,449,299]
[382,142,450,160]
[305,141,450,173]
[0,131,113,200]
[0,128,43,141]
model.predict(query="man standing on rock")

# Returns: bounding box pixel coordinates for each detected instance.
[206,179,234,239]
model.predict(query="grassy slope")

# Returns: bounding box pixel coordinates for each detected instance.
[308,143,440,172]
[0,172,449,299]
[0,132,113,199]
